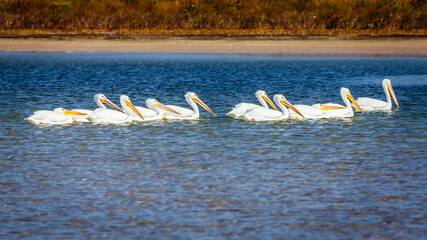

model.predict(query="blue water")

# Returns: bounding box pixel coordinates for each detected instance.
[0,53,426,239]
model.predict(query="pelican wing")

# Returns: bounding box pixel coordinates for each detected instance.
[227,103,260,118]
[356,97,388,111]
[164,105,195,117]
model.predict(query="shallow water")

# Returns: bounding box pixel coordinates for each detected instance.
[0,53,426,239]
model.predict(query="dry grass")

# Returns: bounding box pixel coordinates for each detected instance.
[1,0,426,36]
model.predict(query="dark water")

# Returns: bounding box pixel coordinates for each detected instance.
[0,53,426,239]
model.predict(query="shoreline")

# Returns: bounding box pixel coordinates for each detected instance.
[1,36,426,56]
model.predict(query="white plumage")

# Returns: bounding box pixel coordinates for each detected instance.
[312,88,364,118]
[240,94,305,121]
[227,90,278,118]
[131,99,181,121]
[162,92,216,120]
[88,95,144,124]
[355,79,399,112]
[72,94,124,122]
[25,108,87,125]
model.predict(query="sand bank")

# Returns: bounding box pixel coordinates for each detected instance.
[1,37,426,56]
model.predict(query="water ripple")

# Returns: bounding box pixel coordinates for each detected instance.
[0,53,426,239]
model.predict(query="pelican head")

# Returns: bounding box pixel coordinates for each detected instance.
[382,79,399,108]
[94,94,125,113]
[341,88,364,114]
[185,92,216,116]
[146,99,181,115]
[255,90,279,111]
[53,108,87,116]
[120,95,144,120]
[273,95,305,118]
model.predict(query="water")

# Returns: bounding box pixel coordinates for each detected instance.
[0,53,426,239]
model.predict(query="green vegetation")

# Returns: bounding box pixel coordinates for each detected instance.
[0,0,425,35]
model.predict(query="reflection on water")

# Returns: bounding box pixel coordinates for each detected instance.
[0,53,426,239]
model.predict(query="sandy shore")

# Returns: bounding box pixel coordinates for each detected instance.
[1,37,426,56]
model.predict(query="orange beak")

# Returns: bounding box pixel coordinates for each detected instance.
[63,109,88,115]
[280,99,305,118]
[192,96,216,116]
[387,84,399,108]
[153,101,181,115]
[347,93,364,114]
[125,100,144,120]
[101,97,125,114]
[262,95,279,111]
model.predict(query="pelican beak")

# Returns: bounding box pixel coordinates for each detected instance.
[125,100,144,120]
[262,95,279,111]
[387,84,399,108]
[346,91,364,114]
[192,96,216,116]
[321,105,346,110]
[63,109,88,115]
[280,99,305,118]
[153,101,181,115]
[100,97,126,114]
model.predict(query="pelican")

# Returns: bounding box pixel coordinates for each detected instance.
[88,95,144,124]
[227,90,279,118]
[241,94,305,121]
[312,88,364,118]
[354,79,399,111]
[162,92,216,120]
[131,99,181,121]
[72,94,125,122]
[25,108,87,125]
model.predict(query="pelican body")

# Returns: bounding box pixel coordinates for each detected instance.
[25,108,87,125]
[88,95,144,124]
[355,79,399,112]
[227,90,278,118]
[163,92,216,120]
[312,88,364,118]
[241,94,305,121]
[72,94,125,122]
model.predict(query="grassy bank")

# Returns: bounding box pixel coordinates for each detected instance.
[1,0,426,36]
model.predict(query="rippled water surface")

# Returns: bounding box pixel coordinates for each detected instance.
[0,53,426,239]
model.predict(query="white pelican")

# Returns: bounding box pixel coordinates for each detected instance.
[88,95,144,124]
[162,92,216,120]
[72,94,125,122]
[227,90,279,118]
[241,94,305,121]
[355,79,399,111]
[131,99,181,121]
[312,88,364,118]
[25,108,87,125]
